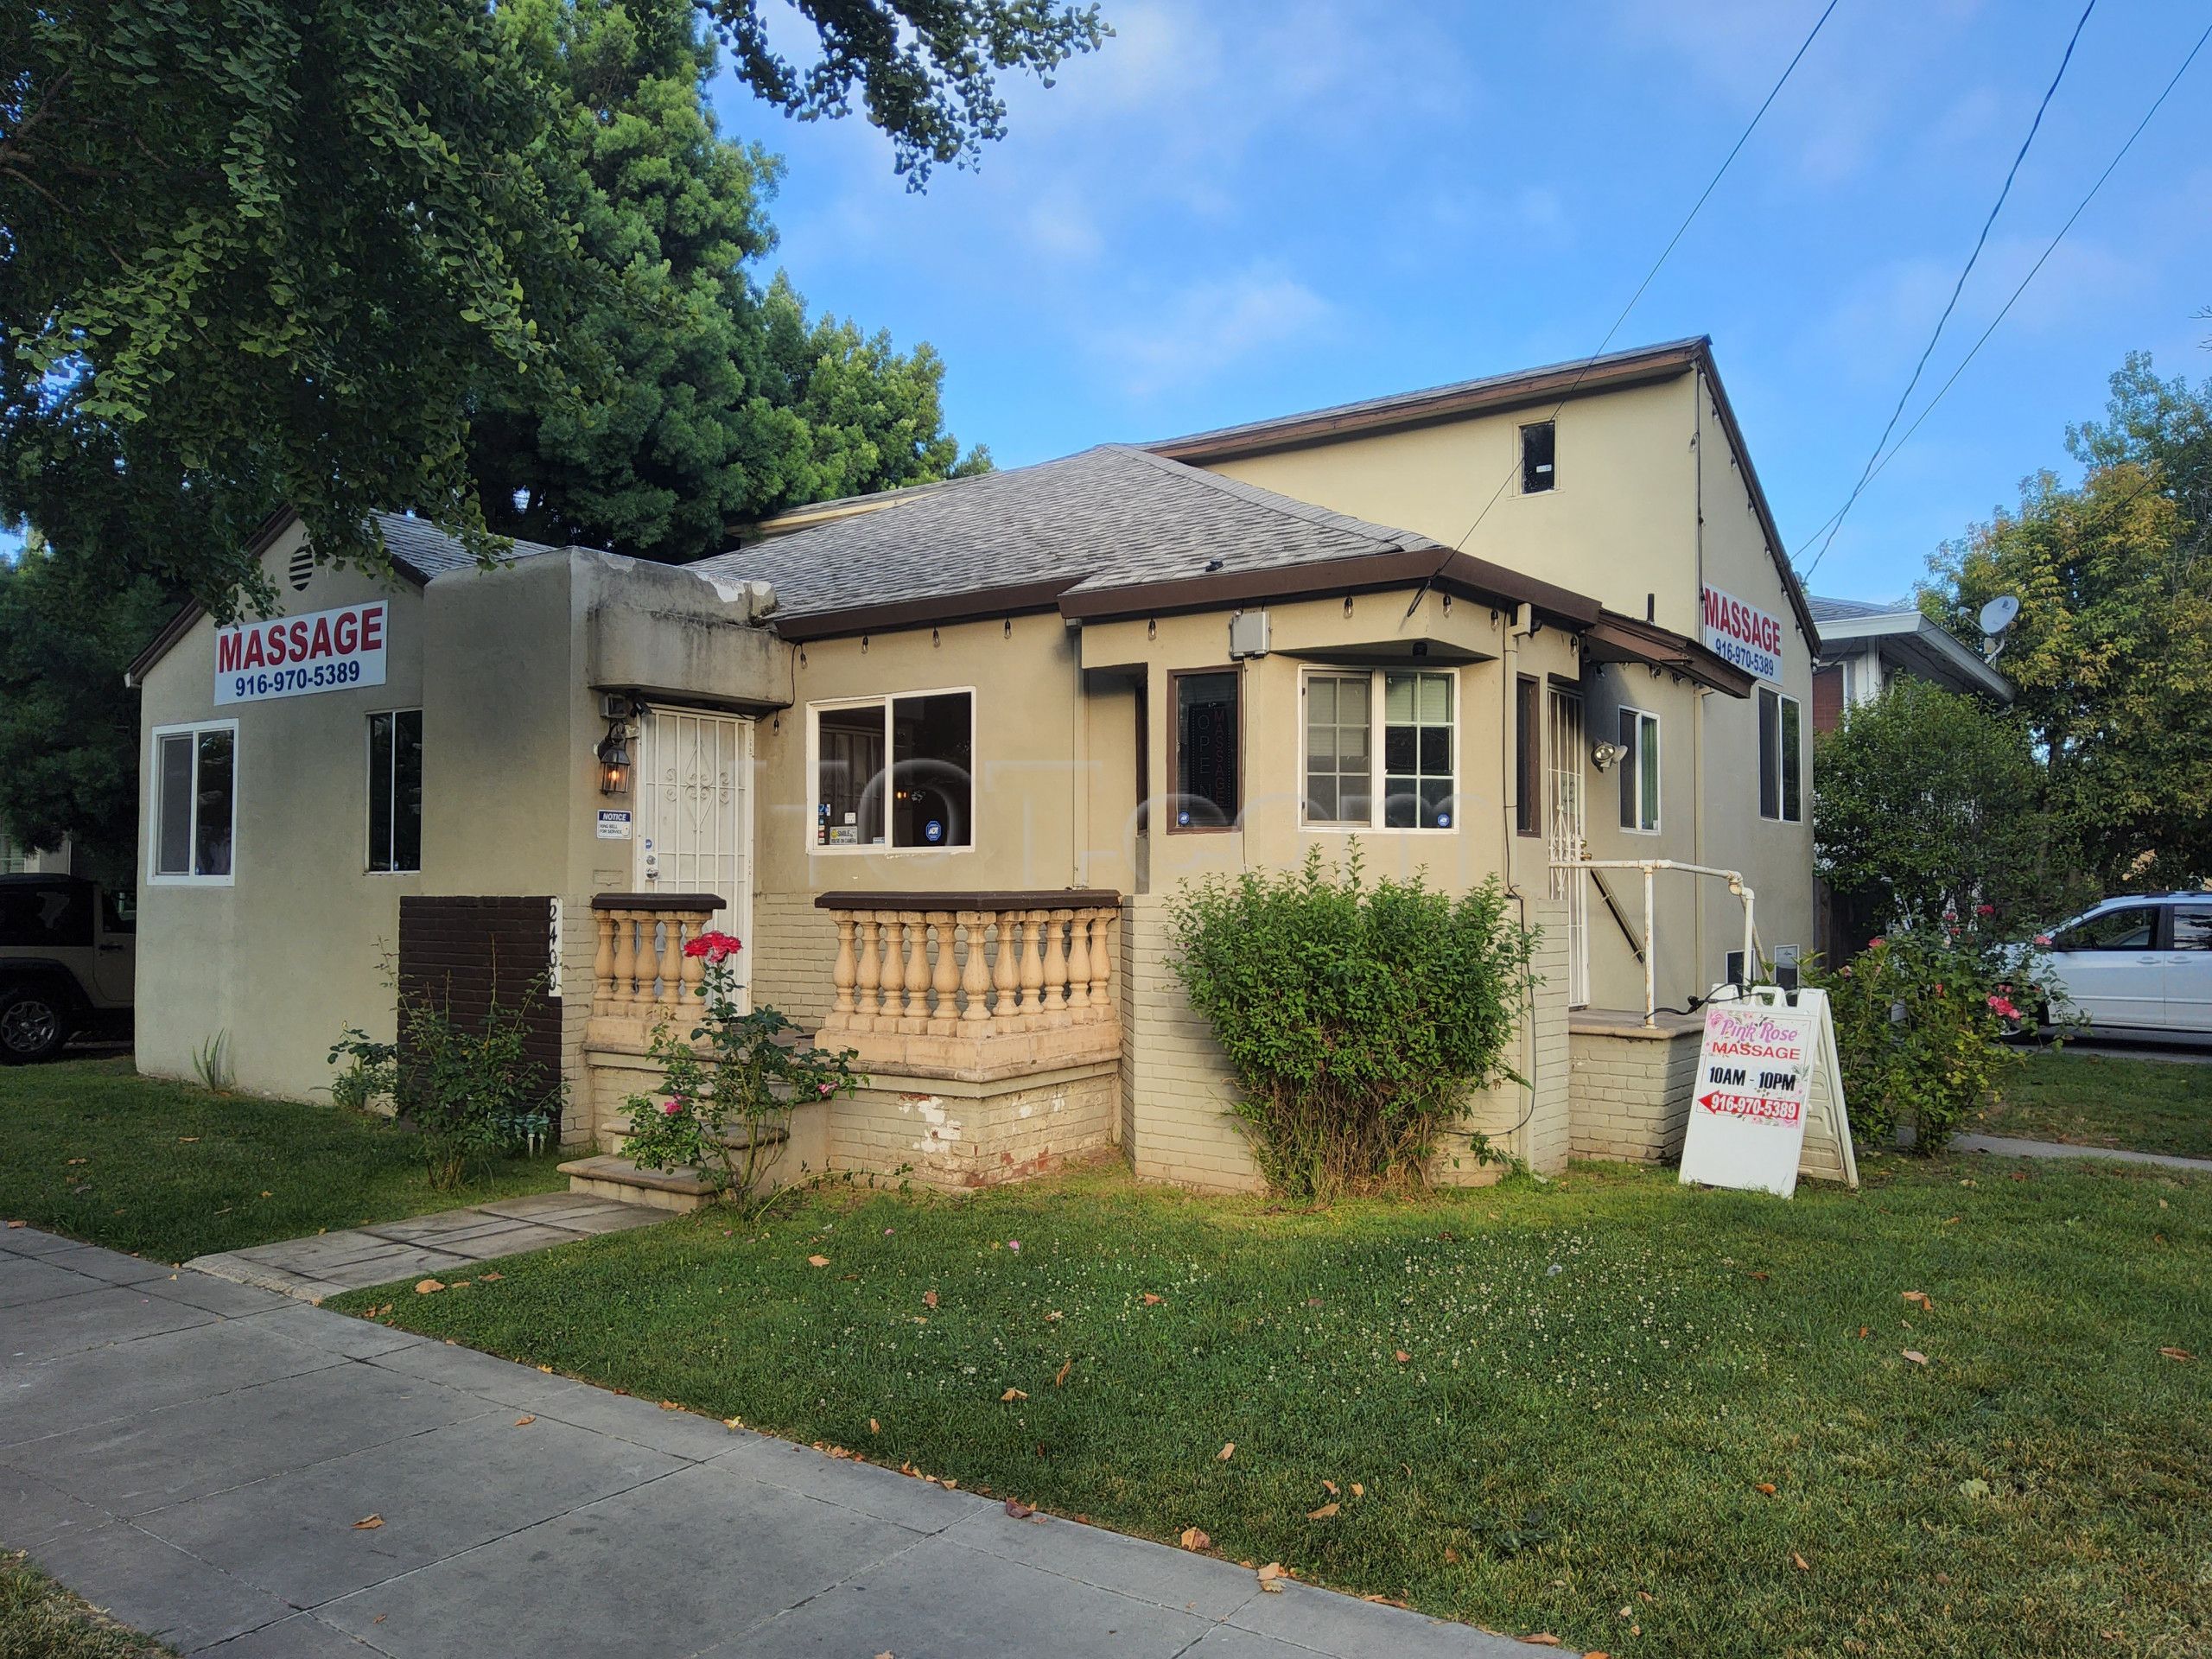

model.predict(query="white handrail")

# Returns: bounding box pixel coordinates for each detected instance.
[1551,858,1757,1027]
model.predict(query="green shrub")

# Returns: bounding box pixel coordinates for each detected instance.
[1808,924,2059,1152]
[328,975,560,1189]
[1166,849,1537,1199]
[620,930,861,1214]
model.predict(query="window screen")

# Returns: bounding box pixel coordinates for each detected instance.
[1174,672,1240,828]
[1304,673,1371,825]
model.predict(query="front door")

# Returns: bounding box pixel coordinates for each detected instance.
[1548,686,1590,1008]
[633,706,753,1002]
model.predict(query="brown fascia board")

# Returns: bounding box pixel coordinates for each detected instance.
[1585,609,1757,698]
[1147,341,1705,464]
[1055,545,1602,629]
[124,506,307,687]
[1690,346,1822,655]
[770,576,1086,643]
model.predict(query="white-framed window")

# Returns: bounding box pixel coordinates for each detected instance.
[367,709,423,874]
[809,688,975,854]
[1300,667,1459,830]
[1758,689,1803,823]
[150,720,238,884]
[1617,706,1660,833]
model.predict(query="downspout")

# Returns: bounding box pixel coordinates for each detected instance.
[1501,603,1539,1166]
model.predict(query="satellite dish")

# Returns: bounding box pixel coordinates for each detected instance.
[1978,594,2020,664]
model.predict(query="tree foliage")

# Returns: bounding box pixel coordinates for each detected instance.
[1923,357,2212,893]
[1814,678,2055,939]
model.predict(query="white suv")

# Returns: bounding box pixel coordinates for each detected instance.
[2041,893,2212,1039]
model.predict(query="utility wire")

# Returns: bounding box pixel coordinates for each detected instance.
[1401,0,1840,619]
[1790,16,2212,562]
[1802,0,2098,580]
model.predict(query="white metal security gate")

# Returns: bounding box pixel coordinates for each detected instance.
[634,706,753,999]
[1548,687,1591,1008]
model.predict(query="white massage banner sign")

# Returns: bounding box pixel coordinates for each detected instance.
[1678,1001,1816,1198]
[214,601,389,705]
[1700,584,1783,683]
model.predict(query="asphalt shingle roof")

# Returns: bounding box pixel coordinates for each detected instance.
[1808,594,1914,623]
[372,512,566,581]
[689,446,1442,624]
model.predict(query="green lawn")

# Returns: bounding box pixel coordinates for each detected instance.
[1974,1048,2212,1160]
[0,1552,170,1659]
[0,1058,569,1262]
[333,1154,2212,1658]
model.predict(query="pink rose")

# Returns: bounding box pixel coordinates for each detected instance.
[1867,936,1886,949]
[661,1098,683,1117]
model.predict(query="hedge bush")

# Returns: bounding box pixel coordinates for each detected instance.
[1167,849,1537,1199]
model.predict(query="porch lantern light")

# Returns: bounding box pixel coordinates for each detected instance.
[596,718,632,796]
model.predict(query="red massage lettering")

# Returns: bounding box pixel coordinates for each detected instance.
[333,611,358,654]
[359,606,384,652]
[308,616,333,659]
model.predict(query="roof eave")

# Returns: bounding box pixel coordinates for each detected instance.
[1586,610,1758,698]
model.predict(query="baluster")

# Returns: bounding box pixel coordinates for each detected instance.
[879,915,906,1034]
[612,911,639,1006]
[959,912,990,1028]
[658,916,683,1017]
[1063,908,1090,1024]
[593,911,615,1015]
[928,912,959,1035]
[1042,909,1071,1023]
[830,915,857,1026]
[679,918,707,1013]
[1018,912,1045,1023]
[1088,910,1114,1014]
[902,911,930,1032]
[855,914,882,1029]
[991,911,1020,1032]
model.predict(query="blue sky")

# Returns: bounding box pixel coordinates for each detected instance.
[712,0,2212,604]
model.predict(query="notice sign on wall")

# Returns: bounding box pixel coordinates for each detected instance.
[214,601,388,705]
[1700,584,1783,684]
[1680,1000,1819,1198]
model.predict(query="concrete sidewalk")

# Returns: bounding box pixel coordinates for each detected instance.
[1954,1132,2212,1173]
[185,1192,665,1302]
[3,1226,1547,1659]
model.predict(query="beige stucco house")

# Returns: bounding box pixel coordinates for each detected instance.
[126,337,1830,1195]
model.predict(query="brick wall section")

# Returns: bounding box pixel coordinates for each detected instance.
[1434,895,1571,1183]
[397,896,569,1132]
[828,1065,1118,1191]
[748,892,837,1026]
[1568,1027,1701,1163]
[1121,894,1263,1193]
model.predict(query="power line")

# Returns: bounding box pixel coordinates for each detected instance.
[1802,0,2098,580]
[1790,17,2211,561]
[1406,0,1839,609]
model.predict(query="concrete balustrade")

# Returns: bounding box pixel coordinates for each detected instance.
[587,893,724,1046]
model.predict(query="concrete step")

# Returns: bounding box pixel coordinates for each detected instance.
[558,1154,725,1212]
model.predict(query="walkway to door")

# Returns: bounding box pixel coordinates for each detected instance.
[2,1225,1548,1659]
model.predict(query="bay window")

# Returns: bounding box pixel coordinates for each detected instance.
[1301,668,1457,830]
[811,690,974,851]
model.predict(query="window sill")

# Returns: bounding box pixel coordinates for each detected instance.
[810,843,976,857]
[147,874,235,888]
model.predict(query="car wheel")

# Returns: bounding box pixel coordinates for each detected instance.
[0,988,72,1065]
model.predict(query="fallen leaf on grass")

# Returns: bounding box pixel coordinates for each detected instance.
[353,1515,384,1531]
[1902,1290,1934,1312]
[1350,1482,1363,1497]
[1179,1526,1211,1552]
[922,1288,939,1309]
[1256,1562,1287,1592]
[1393,1351,1410,1364]
[1001,1388,1028,1402]
[1754,1482,1777,1496]
[869,1418,880,1433]
[65,1158,86,1166]
[414,1280,444,1295]
[478,1272,501,1282]
[1141,1293,1163,1306]
[1444,1546,1462,1565]
[177,1136,199,1144]
[1056,1358,1074,1388]
[2161,1347,2196,1362]
[1902,1350,1929,1366]
[1792,1552,1810,1572]
[513,1415,536,1427]
[1045,1310,1063,1321]
[807,1255,830,1268]
[1524,1637,1561,1647]
[1306,1502,1338,1521]
[1217,1443,1235,1462]
[1320,1478,1338,1497]
[1857,1325,1869,1339]
[4,1221,23,1229]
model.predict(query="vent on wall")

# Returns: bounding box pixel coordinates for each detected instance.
[288,547,313,592]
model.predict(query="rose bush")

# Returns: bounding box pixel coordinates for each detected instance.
[620,930,861,1211]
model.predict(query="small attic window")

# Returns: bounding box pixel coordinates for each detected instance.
[287,547,313,592]
[1520,421,1556,493]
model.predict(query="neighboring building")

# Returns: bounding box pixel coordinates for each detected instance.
[1,836,72,874]
[1808,594,2011,733]
[125,337,1847,1194]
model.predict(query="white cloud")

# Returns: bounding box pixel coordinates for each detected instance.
[1089,267,1332,397]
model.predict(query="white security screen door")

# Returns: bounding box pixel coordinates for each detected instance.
[1548,687,1591,1008]
[634,706,754,999]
